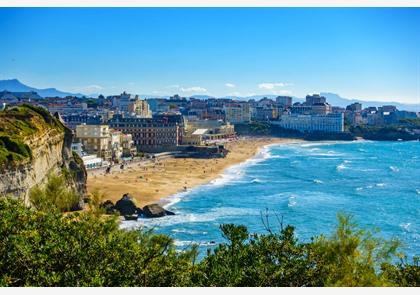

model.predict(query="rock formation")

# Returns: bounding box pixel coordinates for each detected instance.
[0,104,87,206]
[142,203,175,218]
[114,193,139,216]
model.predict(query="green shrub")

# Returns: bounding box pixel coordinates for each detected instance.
[0,198,197,287]
[0,197,418,287]
[29,174,80,213]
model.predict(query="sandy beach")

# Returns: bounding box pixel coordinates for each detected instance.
[87,137,301,207]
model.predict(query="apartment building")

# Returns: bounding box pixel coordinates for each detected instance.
[75,124,113,160]
[223,102,251,123]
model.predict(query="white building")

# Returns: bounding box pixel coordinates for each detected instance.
[275,113,344,133]
[81,155,103,170]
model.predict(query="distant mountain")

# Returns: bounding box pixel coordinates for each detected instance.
[0,79,84,98]
[224,93,419,112]
[1,79,418,112]
[319,92,419,112]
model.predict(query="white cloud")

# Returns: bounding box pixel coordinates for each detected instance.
[225,83,236,88]
[75,84,104,94]
[271,89,293,95]
[227,92,257,97]
[166,84,180,89]
[180,86,208,93]
[258,82,292,90]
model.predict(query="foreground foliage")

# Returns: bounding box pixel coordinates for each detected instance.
[0,197,418,287]
[29,174,81,212]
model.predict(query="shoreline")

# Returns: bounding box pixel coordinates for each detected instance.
[87,137,302,207]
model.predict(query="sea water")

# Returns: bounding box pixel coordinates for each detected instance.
[122,140,420,258]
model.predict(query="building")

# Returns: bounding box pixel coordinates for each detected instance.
[275,113,344,133]
[146,98,169,113]
[128,99,152,118]
[121,134,137,158]
[223,102,251,123]
[345,111,363,126]
[109,130,123,161]
[379,105,397,113]
[75,124,113,160]
[305,94,326,105]
[61,113,105,130]
[81,155,103,170]
[112,92,152,117]
[253,106,279,121]
[108,114,182,152]
[311,102,332,115]
[290,103,312,115]
[276,96,293,108]
[182,118,235,145]
[346,102,362,112]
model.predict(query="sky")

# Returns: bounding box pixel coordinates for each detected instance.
[0,8,419,103]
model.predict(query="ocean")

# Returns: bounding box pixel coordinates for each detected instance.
[122,140,420,258]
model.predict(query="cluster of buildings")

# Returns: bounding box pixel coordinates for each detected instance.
[1,89,418,169]
[344,103,418,126]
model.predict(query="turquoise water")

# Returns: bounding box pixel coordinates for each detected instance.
[123,141,420,258]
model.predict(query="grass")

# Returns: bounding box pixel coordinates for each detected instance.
[0,104,66,169]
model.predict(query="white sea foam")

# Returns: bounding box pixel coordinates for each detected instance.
[416,189,420,195]
[171,228,207,235]
[400,223,411,232]
[300,142,335,148]
[376,183,386,187]
[288,195,297,207]
[389,166,400,172]
[158,144,281,209]
[251,178,263,183]
[174,240,217,247]
[121,207,260,230]
[336,163,347,171]
[313,179,323,184]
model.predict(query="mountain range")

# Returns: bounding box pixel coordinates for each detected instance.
[0,79,84,98]
[0,79,418,112]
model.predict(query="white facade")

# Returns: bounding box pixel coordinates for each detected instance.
[275,113,344,133]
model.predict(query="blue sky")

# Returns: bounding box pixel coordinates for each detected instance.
[0,8,419,103]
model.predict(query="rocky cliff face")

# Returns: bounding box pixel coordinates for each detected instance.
[0,105,87,206]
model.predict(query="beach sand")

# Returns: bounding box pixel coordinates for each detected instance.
[87,137,300,207]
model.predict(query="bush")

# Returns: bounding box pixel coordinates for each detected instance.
[0,197,418,286]
[29,174,81,213]
[0,198,198,287]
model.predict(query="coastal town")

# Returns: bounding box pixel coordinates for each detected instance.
[1,4,419,288]
[1,89,419,171]
[1,87,419,216]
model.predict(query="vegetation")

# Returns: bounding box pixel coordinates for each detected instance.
[0,194,418,287]
[29,174,81,213]
[249,121,271,134]
[0,104,65,169]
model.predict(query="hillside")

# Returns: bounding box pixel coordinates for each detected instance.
[0,104,87,205]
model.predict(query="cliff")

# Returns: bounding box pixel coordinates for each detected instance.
[0,104,87,206]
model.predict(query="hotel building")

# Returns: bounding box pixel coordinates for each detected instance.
[108,114,182,152]
[275,113,344,133]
